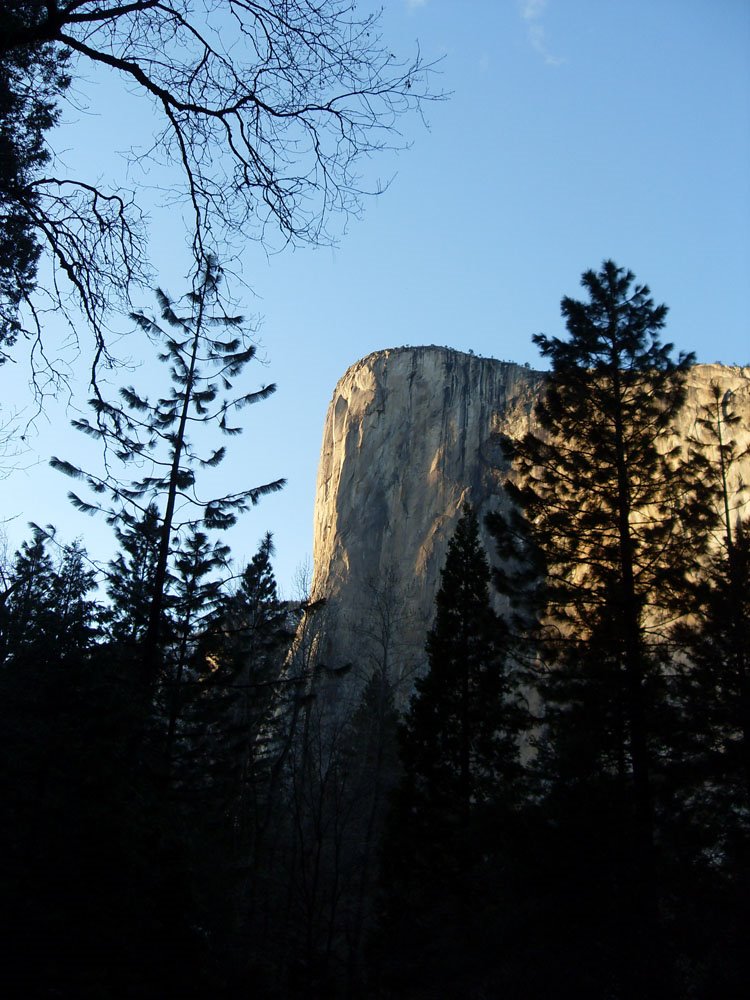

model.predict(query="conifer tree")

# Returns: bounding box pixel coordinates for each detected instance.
[52,256,284,682]
[177,535,292,915]
[500,261,714,847]
[492,261,718,996]
[400,504,521,819]
[0,528,99,668]
[341,662,402,993]
[175,533,290,788]
[674,381,750,803]
[50,539,100,659]
[164,527,230,754]
[691,382,750,554]
[224,532,292,697]
[675,518,750,813]
[214,533,295,816]
[665,515,750,996]
[0,528,200,999]
[104,502,165,644]
[0,528,58,667]
[376,505,524,996]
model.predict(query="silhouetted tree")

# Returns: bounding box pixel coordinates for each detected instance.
[164,527,230,755]
[375,505,525,997]
[401,505,521,818]
[497,261,717,996]
[0,2,70,358]
[0,527,97,668]
[1,1,436,372]
[658,383,750,997]
[104,501,164,644]
[0,525,213,998]
[52,256,284,683]
[673,379,750,811]
[0,527,57,667]
[50,537,100,657]
[507,261,714,840]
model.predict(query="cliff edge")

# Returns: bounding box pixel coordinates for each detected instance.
[311,346,750,694]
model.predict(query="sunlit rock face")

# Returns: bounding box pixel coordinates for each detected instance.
[311,346,750,697]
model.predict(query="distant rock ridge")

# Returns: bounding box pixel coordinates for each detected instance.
[310,346,750,695]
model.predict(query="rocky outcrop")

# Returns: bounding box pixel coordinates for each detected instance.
[311,346,750,694]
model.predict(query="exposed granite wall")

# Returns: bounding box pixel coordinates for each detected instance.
[311,346,750,696]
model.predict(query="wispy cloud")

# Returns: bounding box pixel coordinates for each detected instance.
[519,0,564,67]
[406,0,429,9]
[520,0,547,19]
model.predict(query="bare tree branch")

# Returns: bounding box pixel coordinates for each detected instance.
[2,1,442,387]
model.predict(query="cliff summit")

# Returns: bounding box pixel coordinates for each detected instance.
[311,346,750,692]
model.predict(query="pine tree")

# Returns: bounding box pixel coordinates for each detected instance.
[503,262,714,840]
[678,380,750,806]
[0,528,58,667]
[496,261,717,996]
[400,504,521,819]
[376,504,525,996]
[685,520,750,799]
[50,538,100,660]
[167,534,295,980]
[164,527,230,754]
[104,502,165,644]
[341,663,401,994]
[667,516,750,996]
[0,2,70,357]
[216,533,295,813]
[225,532,292,701]
[51,256,284,682]
[669,385,750,920]
[0,527,207,998]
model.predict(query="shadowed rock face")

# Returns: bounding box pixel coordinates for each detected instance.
[311,346,750,695]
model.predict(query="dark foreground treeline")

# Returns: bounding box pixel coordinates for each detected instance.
[2,261,749,999]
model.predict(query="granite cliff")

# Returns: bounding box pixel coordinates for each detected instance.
[310,346,750,693]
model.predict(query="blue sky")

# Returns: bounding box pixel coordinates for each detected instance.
[2,0,749,595]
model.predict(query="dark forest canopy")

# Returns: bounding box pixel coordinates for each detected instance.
[1,262,748,998]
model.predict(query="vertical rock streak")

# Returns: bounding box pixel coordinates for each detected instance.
[311,347,750,686]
